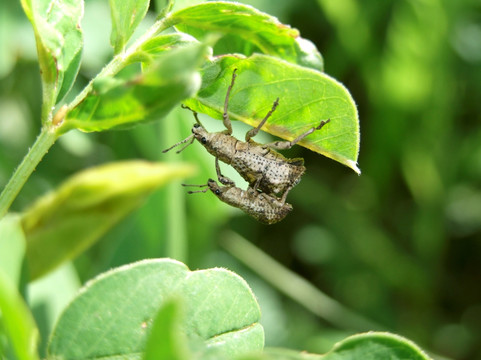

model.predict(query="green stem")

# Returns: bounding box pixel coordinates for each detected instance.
[165,181,187,261]
[162,108,187,262]
[220,230,384,332]
[0,126,58,218]
[0,14,177,217]
[66,14,175,113]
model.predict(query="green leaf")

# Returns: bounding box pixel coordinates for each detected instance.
[322,332,432,360]
[127,32,199,67]
[143,299,189,360]
[169,1,323,71]
[184,54,360,174]
[20,0,83,105]
[61,42,207,133]
[48,259,263,359]
[109,0,150,54]
[21,161,195,280]
[236,333,432,360]
[238,348,321,360]
[0,270,39,360]
[0,215,35,360]
[0,214,27,286]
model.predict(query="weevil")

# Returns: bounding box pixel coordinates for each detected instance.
[183,179,292,225]
[163,69,330,203]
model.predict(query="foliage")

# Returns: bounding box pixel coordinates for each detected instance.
[48,259,263,359]
[22,161,195,279]
[1,0,479,359]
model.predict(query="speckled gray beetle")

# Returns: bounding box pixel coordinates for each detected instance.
[183,179,292,225]
[164,69,330,203]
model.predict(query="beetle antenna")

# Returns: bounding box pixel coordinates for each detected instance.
[181,183,209,194]
[162,134,195,153]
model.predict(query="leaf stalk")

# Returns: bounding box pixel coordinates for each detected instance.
[0,126,58,219]
[0,13,178,218]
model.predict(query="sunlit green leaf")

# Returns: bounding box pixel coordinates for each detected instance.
[21,161,195,280]
[109,0,150,54]
[0,270,39,360]
[48,259,263,359]
[61,42,208,133]
[20,0,83,105]
[184,54,360,173]
[127,32,198,67]
[169,2,323,71]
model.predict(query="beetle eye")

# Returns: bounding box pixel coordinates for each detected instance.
[193,123,200,128]
[215,189,221,195]
[201,137,207,144]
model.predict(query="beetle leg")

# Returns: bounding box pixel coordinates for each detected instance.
[222,69,238,135]
[245,98,280,141]
[215,157,235,186]
[279,184,294,205]
[266,119,330,150]
[181,104,203,126]
[252,175,263,192]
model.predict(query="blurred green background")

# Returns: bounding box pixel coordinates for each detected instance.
[1,0,480,359]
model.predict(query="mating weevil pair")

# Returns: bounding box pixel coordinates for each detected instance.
[183,179,293,225]
[164,69,330,224]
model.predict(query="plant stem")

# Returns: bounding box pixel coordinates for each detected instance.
[66,14,175,113]
[165,181,187,262]
[162,108,188,262]
[0,14,178,218]
[220,230,384,332]
[0,126,58,218]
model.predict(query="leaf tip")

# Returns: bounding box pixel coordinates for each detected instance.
[348,160,361,175]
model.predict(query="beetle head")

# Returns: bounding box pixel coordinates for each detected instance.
[191,123,215,147]
[207,178,223,196]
